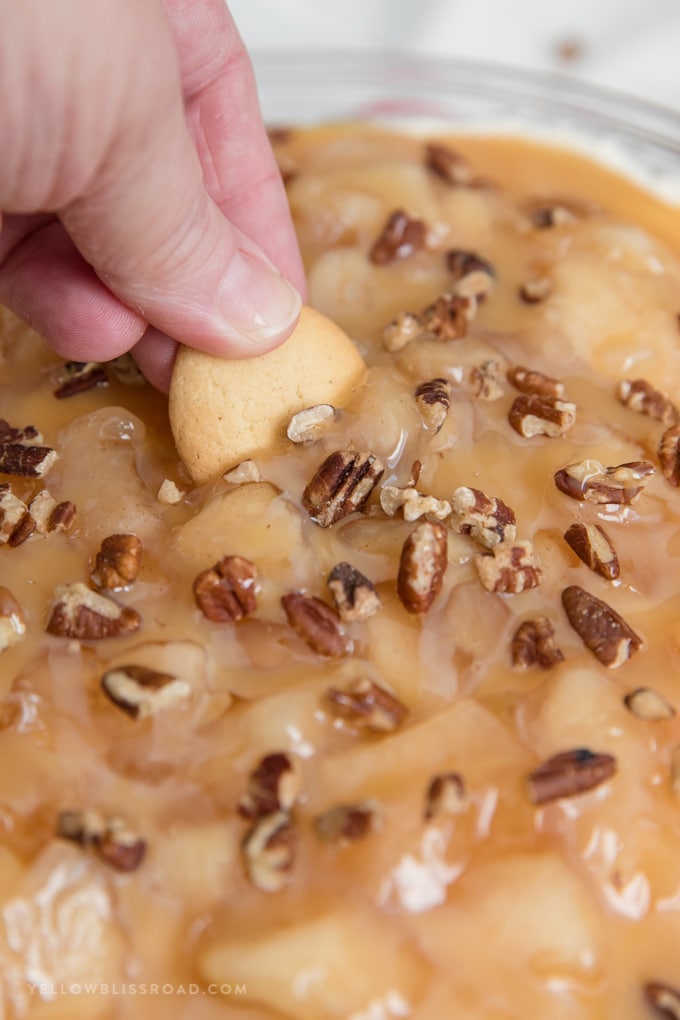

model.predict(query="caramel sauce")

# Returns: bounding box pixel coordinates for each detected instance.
[1,128,680,1018]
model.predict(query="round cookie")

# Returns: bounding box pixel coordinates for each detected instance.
[169,306,366,484]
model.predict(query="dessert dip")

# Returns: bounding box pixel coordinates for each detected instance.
[1,122,680,1019]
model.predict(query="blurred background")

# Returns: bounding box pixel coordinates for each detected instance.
[229,0,680,110]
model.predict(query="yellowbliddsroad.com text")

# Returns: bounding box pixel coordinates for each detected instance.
[29,983,246,997]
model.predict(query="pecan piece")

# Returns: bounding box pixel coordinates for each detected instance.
[286,403,336,443]
[658,425,680,487]
[0,483,30,544]
[193,555,257,623]
[554,459,655,504]
[445,249,495,300]
[382,311,423,352]
[238,752,302,820]
[518,277,553,304]
[57,809,146,872]
[380,484,451,523]
[100,664,191,719]
[415,377,451,432]
[28,490,77,535]
[91,533,143,590]
[53,361,109,399]
[281,592,352,658]
[451,486,517,549]
[469,359,504,401]
[369,209,427,265]
[617,378,679,426]
[525,196,598,228]
[562,585,642,668]
[424,772,466,821]
[157,478,185,504]
[397,519,448,614]
[644,981,680,1019]
[223,460,261,485]
[527,748,617,804]
[425,142,474,186]
[0,587,26,653]
[327,563,381,622]
[46,583,141,640]
[241,811,295,893]
[564,522,620,580]
[109,352,146,387]
[314,800,382,845]
[0,443,57,477]
[302,450,384,527]
[623,687,675,722]
[476,539,543,594]
[508,393,576,437]
[511,617,564,670]
[0,419,41,444]
[507,364,564,398]
[420,293,476,341]
[325,677,408,734]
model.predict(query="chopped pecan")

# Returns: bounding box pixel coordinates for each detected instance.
[476,539,543,594]
[314,800,382,845]
[507,364,564,398]
[91,533,143,590]
[157,478,185,504]
[380,484,451,523]
[554,459,655,504]
[563,522,620,580]
[57,809,146,872]
[286,403,336,443]
[527,748,617,804]
[623,687,675,722]
[452,486,517,549]
[424,772,466,821]
[100,664,191,718]
[382,312,423,352]
[325,677,408,734]
[327,562,381,622]
[53,361,108,399]
[28,490,77,535]
[644,981,680,1019]
[519,277,553,304]
[469,359,504,401]
[109,353,146,387]
[397,519,448,614]
[193,555,257,623]
[420,293,476,341]
[224,460,261,484]
[415,378,451,432]
[0,419,41,444]
[281,592,352,658]
[6,508,35,546]
[525,197,598,228]
[658,425,680,487]
[0,587,26,653]
[369,209,427,265]
[0,484,33,545]
[238,752,302,820]
[562,585,642,668]
[511,617,564,670]
[425,142,474,186]
[617,378,679,426]
[46,583,141,640]
[508,393,576,437]
[446,249,495,300]
[241,811,295,893]
[0,442,57,477]
[0,485,75,546]
[302,450,384,527]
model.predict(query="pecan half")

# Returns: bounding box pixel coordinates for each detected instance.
[327,562,381,622]
[286,403,336,444]
[397,519,448,614]
[563,522,620,580]
[507,364,564,398]
[281,592,352,658]
[445,249,495,300]
[325,677,408,734]
[193,555,257,623]
[302,450,384,527]
[314,800,382,845]
[508,393,576,438]
[623,687,675,722]
[100,664,191,718]
[511,617,564,670]
[518,277,553,304]
[46,583,141,640]
[562,585,642,668]
[57,809,146,872]
[238,752,302,820]
[0,443,57,478]
[425,142,474,186]
[53,361,108,399]
[451,486,517,549]
[91,533,143,590]
[380,484,451,523]
[527,748,617,804]
[644,981,680,1019]
[369,209,426,265]
[554,459,655,504]
[424,772,466,821]
[415,378,451,432]
[241,811,295,893]
[476,539,543,594]
[658,425,680,487]
[0,587,26,654]
[617,378,679,426]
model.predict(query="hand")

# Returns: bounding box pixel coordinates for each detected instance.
[0,0,305,390]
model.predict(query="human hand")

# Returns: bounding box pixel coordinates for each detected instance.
[0,0,305,390]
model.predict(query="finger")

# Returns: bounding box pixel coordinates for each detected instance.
[130,327,178,393]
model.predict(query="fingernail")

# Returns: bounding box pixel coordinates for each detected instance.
[217,249,301,344]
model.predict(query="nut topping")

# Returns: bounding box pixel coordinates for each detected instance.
[327,562,381,622]
[28,489,77,535]
[554,459,655,504]
[415,378,452,432]
[468,359,505,402]
[425,142,474,186]
[562,585,642,668]
[424,772,466,821]
[281,592,352,658]
[157,478,185,504]
[91,533,143,590]
[563,522,620,580]
[527,748,617,804]
[623,687,675,722]
[238,752,302,820]
[369,209,427,265]
[53,361,109,399]
[507,365,564,398]
[382,312,423,352]
[644,981,680,1019]
[46,583,141,640]
[658,425,680,486]
[508,393,576,438]
[511,617,564,670]
[0,419,41,444]
[241,811,295,893]
[286,403,336,443]
[617,378,679,426]
[314,800,382,845]
[325,677,408,734]
[223,460,261,485]
[193,555,257,623]
[525,197,598,228]
[518,277,553,304]
[0,587,26,653]
[476,539,543,594]
[451,486,517,549]
[0,484,31,545]
[445,249,495,300]
[397,519,448,614]
[0,442,57,478]
[100,665,192,719]
[57,809,146,872]
[420,293,476,342]
[380,484,451,523]
[0,484,75,546]
[302,450,384,527]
